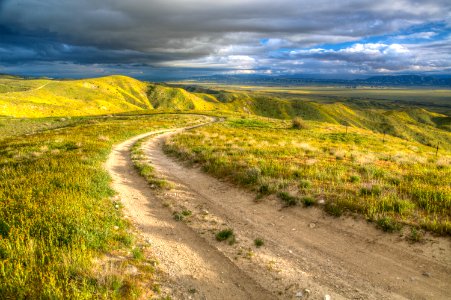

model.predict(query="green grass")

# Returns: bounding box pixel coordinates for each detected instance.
[164,116,451,235]
[215,229,235,242]
[2,76,449,152]
[254,238,264,247]
[0,113,204,298]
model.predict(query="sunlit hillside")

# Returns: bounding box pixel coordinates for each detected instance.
[1,75,449,150]
[0,75,152,117]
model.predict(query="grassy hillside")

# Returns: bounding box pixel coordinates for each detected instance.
[164,116,451,236]
[1,76,449,150]
[0,75,152,117]
[0,114,206,298]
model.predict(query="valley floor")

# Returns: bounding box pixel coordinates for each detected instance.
[106,125,451,299]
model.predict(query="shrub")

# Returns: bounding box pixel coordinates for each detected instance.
[325,202,343,217]
[173,212,184,221]
[302,196,316,207]
[376,217,402,232]
[349,175,360,183]
[292,117,308,130]
[181,210,192,216]
[254,238,264,247]
[277,191,300,206]
[360,184,382,196]
[132,247,144,261]
[257,184,271,195]
[216,229,234,242]
[299,179,312,189]
[408,227,424,243]
[244,167,261,184]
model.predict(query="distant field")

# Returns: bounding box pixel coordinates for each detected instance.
[174,81,451,113]
[165,116,451,235]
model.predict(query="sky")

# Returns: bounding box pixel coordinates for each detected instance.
[0,0,450,80]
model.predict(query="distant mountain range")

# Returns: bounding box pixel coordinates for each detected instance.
[189,74,451,88]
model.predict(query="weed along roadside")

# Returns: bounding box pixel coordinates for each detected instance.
[0,114,208,299]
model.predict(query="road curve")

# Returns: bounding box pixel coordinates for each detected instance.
[105,123,274,300]
[106,120,450,300]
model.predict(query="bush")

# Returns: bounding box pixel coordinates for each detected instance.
[181,210,192,216]
[173,212,184,221]
[360,184,382,196]
[292,117,308,130]
[325,202,343,217]
[216,229,234,242]
[349,175,360,183]
[302,196,316,207]
[277,191,300,206]
[299,179,312,189]
[376,217,402,232]
[254,238,264,247]
[408,227,424,243]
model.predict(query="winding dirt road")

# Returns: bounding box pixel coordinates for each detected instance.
[106,123,451,300]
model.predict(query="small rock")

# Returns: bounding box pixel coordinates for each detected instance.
[295,291,303,298]
[201,209,209,215]
[288,250,293,254]
[309,223,316,229]
[422,272,431,277]
[318,199,326,205]
[324,295,331,300]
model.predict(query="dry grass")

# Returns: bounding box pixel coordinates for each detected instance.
[164,116,451,235]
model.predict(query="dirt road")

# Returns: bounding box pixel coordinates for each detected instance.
[106,127,273,300]
[107,124,451,299]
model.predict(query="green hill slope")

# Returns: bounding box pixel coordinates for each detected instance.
[0,75,152,117]
[1,75,449,150]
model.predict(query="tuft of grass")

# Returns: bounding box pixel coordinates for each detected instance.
[299,179,312,189]
[408,227,424,243]
[302,196,316,207]
[181,210,192,216]
[325,202,343,217]
[132,247,145,261]
[349,175,361,183]
[292,117,309,130]
[215,229,235,242]
[277,191,300,206]
[131,138,173,190]
[173,212,184,221]
[360,184,382,196]
[376,217,403,232]
[254,238,264,247]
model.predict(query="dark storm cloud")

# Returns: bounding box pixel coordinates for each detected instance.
[0,0,450,76]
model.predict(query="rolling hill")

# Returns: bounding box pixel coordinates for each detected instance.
[1,75,449,150]
[0,75,152,117]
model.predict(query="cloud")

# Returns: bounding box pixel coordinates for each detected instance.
[0,0,450,76]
